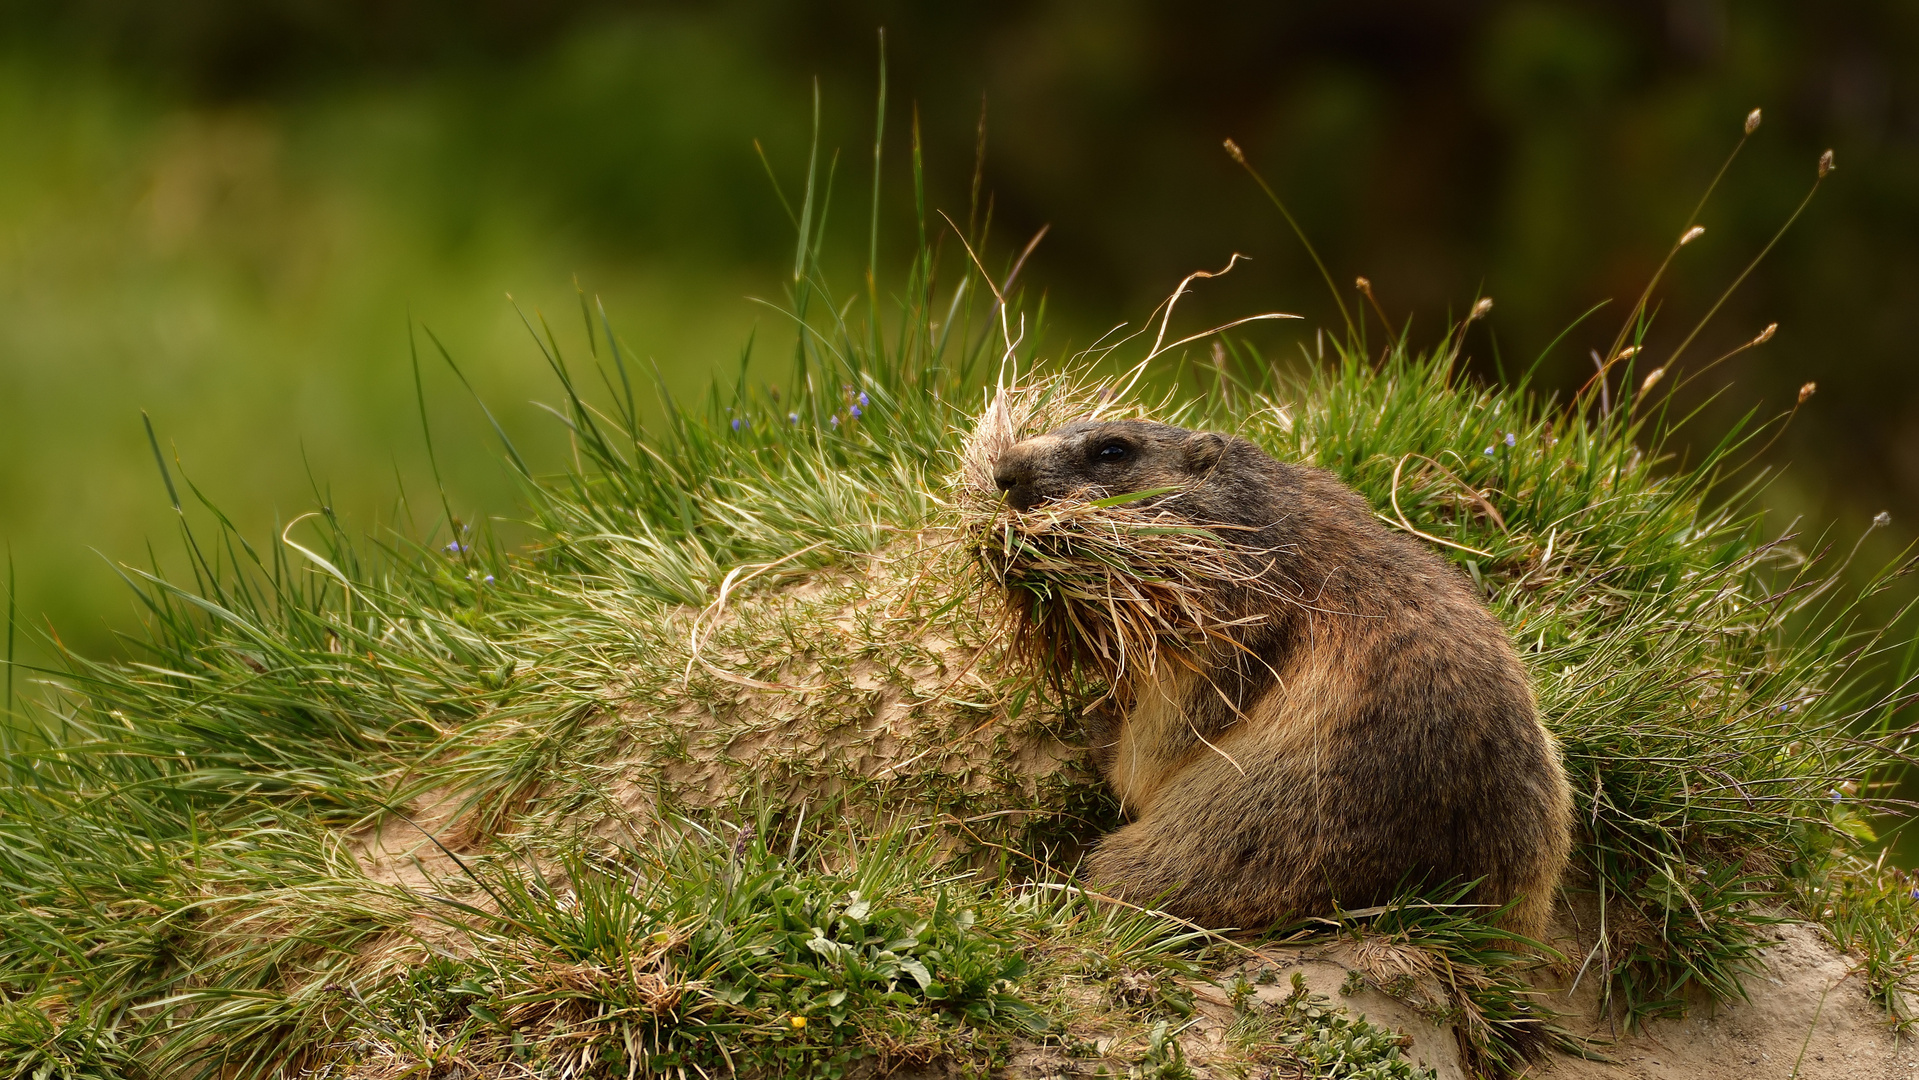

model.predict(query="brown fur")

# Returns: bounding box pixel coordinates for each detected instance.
[992,420,1574,938]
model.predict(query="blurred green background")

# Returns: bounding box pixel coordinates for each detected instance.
[1,0,1916,667]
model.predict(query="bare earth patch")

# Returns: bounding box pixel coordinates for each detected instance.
[1543,923,1909,1080]
[962,921,1911,1079]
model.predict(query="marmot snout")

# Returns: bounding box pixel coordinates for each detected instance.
[993,421,1226,512]
[993,419,1574,938]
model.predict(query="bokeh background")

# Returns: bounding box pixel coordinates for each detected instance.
[1,0,1916,667]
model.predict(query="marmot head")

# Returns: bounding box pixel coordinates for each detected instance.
[993,420,1229,512]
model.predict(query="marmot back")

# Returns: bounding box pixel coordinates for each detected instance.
[991,419,1574,937]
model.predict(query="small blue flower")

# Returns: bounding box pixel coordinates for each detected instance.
[1909,887,1919,901]
[851,405,863,419]
[858,391,869,407]
[483,574,495,585]
[731,418,742,432]
[1830,789,1843,803]
[1504,432,1516,448]
[830,415,840,427]
[1483,446,1495,457]
[788,412,799,425]
[444,541,463,554]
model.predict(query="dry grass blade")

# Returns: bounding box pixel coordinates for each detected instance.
[967,496,1270,703]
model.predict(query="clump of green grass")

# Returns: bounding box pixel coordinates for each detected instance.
[1228,970,1434,1080]
[1307,889,1578,1074]
[0,95,1913,1077]
[334,818,1066,1077]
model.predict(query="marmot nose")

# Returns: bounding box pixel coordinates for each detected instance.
[992,457,1024,493]
[993,455,1040,510]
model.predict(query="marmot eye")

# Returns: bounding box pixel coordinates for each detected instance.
[1096,442,1130,463]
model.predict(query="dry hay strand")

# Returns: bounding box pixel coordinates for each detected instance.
[953,379,1279,706]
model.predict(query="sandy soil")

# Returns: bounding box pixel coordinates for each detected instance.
[1213,921,1913,1080]
[974,921,1911,1080]
[1539,922,1911,1080]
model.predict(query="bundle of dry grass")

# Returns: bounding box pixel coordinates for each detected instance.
[954,380,1274,705]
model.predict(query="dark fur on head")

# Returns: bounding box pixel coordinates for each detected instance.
[991,419,1574,940]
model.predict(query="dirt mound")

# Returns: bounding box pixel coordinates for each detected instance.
[561,545,1108,856]
[343,546,1911,1078]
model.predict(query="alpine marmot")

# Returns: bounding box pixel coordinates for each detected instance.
[990,419,1573,937]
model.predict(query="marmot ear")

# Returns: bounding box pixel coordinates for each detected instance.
[1184,431,1227,473]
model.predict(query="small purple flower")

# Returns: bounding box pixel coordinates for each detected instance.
[1830,789,1843,803]
[858,391,869,407]
[444,541,463,554]
[1504,432,1516,448]
[731,418,742,432]
[483,574,495,584]
[788,412,799,425]
[851,405,863,419]
[1483,446,1495,457]
[1909,888,1919,902]
[830,415,839,427]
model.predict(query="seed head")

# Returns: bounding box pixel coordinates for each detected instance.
[1223,138,1245,164]
[1745,108,1762,134]
[1355,276,1375,298]
[1679,226,1705,246]
[1639,368,1666,395]
[1615,345,1641,361]
[1874,511,1892,528]
[1798,381,1817,404]
[1819,149,1835,177]
[1754,323,1778,345]
[1469,297,1494,321]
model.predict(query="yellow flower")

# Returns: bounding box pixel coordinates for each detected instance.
[789,1016,807,1030]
